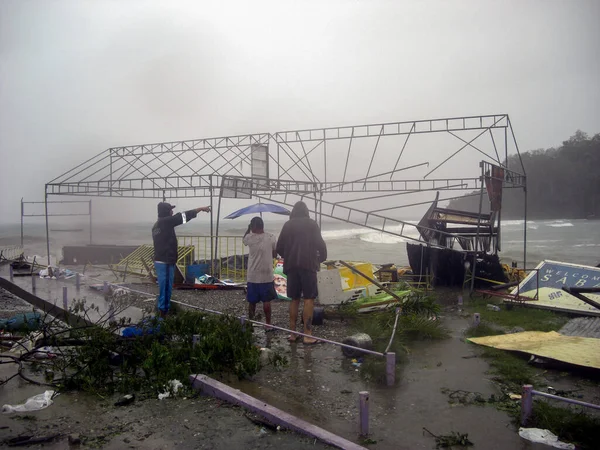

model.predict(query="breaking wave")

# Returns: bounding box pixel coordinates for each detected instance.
[359,232,406,244]
[547,221,574,228]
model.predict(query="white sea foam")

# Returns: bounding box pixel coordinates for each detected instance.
[359,232,406,244]
[321,227,370,240]
[547,222,574,228]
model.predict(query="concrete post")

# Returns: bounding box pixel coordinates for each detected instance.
[359,391,369,436]
[103,281,109,295]
[108,302,115,323]
[386,352,396,386]
[240,315,246,332]
[75,272,81,290]
[521,384,533,426]
[193,334,200,347]
[32,275,36,292]
[9,265,14,281]
[62,286,68,310]
[473,312,481,326]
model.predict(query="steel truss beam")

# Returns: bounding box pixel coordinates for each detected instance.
[43,113,527,267]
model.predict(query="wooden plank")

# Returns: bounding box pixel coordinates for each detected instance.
[189,374,367,450]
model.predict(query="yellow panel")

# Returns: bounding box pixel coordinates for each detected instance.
[338,263,375,290]
[469,331,600,369]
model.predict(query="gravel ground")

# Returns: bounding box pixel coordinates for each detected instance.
[0,287,37,319]
[118,284,352,345]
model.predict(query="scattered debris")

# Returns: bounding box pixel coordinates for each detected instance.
[2,390,56,413]
[244,413,279,431]
[158,380,183,400]
[68,433,82,446]
[518,427,575,449]
[114,394,135,407]
[468,331,600,370]
[4,433,61,447]
[423,428,473,448]
[441,388,486,406]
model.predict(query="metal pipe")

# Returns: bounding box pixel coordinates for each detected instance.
[20,198,24,247]
[213,187,223,278]
[210,176,214,273]
[523,183,527,270]
[470,162,485,293]
[384,307,401,354]
[89,200,93,244]
[561,288,600,311]
[62,286,68,310]
[44,188,51,266]
[170,299,385,356]
[531,389,600,411]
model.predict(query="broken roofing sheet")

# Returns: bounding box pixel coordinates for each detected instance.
[468,331,600,370]
[508,260,600,316]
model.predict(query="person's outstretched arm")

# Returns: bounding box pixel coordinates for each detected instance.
[165,206,210,227]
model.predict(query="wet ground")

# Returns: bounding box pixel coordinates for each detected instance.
[1,269,597,449]
[0,371,332,449]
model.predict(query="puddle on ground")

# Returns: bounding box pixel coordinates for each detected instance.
[230,313,551,450]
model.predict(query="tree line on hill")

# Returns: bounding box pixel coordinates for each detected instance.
[446,131,600,219]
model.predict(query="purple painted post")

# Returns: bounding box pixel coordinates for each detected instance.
[62,286,68,310]
[386,352,396,386]
[31,275,36,291]
[458,295,463,306]
[473,313,481,326]
[103,281,109,295]
[359,391,369,436]
[9,265,14,281]
[521,384,533,426]
[75,272,81,290]
[240,315,246,332]
[108,302,115,323]
[193,334,200,347]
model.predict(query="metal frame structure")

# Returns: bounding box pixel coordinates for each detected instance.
[44,114,527,271]
[21,198,93,250]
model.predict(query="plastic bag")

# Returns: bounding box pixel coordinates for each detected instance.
[2,390,56,413]
[518,428,575,449]
[158,380,183,400]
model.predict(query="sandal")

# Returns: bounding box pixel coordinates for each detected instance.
[288,334,300,342]
[303,338,321,346]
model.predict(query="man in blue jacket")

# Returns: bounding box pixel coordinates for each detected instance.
[152,202,210,316]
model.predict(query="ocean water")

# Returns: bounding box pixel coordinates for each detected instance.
[0,218,598,269]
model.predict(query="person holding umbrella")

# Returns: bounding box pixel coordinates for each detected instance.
[152,202,211,317]
[243,216,277,327]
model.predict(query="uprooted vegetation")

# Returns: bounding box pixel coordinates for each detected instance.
[339,290,449,382]
[4,299,274,397]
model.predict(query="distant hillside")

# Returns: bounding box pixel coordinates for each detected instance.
[446,131,600,219]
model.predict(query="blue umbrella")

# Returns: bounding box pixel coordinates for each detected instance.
[224,203,290,219]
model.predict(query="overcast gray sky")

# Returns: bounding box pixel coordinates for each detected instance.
[1,0,598,224]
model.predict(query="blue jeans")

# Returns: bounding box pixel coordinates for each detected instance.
[155,262,175,313]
